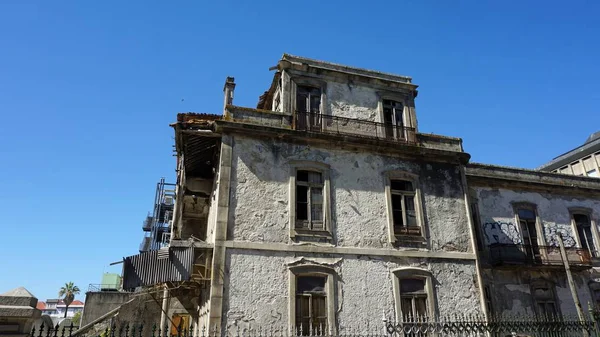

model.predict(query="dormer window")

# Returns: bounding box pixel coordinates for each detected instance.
[296,86,321,131]
[382,99,405,139]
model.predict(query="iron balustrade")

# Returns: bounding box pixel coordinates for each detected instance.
[87,284,122,292]
[294,111,416,143]
[32,313,600,337]
[488,243,594,267]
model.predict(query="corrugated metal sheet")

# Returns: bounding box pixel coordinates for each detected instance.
[122,247,194,290]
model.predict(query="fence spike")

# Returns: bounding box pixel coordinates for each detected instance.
[52,324,59,337]
[38,323,44,337]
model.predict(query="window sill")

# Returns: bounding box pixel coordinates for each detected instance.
[393,235,427,248]
[291,229,333,243]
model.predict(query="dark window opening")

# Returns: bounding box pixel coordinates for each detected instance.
[517,208,540,262]
[296,170,324,231]
[296,276,327,335]
[399,278,427,319]
[391,179,419,236]
[383,100,404,139]
[574,213,596,257]
[296,86,322,131]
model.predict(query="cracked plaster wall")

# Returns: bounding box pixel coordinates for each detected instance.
[228,135,470,252]
[222,249,480,329]
[474,187,600,316]
[483,270,594,316]
[327,82,380,121]
[473,187,600,247]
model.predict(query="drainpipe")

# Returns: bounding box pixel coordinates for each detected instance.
[159,285,170,333]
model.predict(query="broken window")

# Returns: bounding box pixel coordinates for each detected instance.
[574,213,596,257]
[516,207,541,262]
[390,179,419,237]
[296,276,327,334]
[296,86,321,131]
[532,284,559,318]
[296,170,324,230]
[399,278,428,319]
[383,99,404,139]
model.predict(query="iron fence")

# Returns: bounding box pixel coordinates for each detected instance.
[87,284,122,292]
[31,314,600,337]
[294,111,416,144]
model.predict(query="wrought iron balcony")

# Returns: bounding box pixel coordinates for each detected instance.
[293,111,416,144]
[224,106,421,145]
[488,243,593,268]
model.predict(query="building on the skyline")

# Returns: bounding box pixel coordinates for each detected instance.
[538,131,600,177]
[37,299,84,318]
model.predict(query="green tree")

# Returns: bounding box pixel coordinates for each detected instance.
[72,312,81,326]
[58,282,80,318]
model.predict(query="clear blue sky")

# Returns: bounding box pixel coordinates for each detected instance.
[1,1,599,301]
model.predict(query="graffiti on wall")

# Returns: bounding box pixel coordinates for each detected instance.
[483,221,521,245]
[543,223,576,248]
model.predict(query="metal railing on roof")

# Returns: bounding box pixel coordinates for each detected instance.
[225,106,417,144]
[294,111,416,144]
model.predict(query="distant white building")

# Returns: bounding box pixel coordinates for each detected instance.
[37,299,84,318]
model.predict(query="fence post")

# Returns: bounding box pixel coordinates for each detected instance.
[589,303,600,337]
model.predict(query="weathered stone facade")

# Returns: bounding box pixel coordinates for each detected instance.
[467,163,600,317]
[120,54,600,334]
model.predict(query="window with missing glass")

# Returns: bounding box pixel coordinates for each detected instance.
[295,276,328,334]
[296,85,322,131]
[382,99,404,139]
[399,278,428,319]
[390,180,418,236]
[295,170,324,230]
[533,284,559,318]
[573,213,596,257]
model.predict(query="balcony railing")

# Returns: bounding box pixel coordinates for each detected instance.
[224,106,417,144]
[87,284,121,292]
[488,243,593,268]
[294,111,416,143]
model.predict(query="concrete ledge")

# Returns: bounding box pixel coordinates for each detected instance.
[466,162,600,193]
[223,241,476,260]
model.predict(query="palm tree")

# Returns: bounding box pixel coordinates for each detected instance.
[58,282,80,318]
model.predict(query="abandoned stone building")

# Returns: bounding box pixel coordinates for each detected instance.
[467,164,600,317]
[113,54,600,335]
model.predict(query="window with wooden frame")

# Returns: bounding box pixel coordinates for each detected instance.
[288,265,336,335]
[296,170,324,230]
[392,268,435,320]
[382,99,405,140]
[572,212,598,258]
[513,203,543,262]
[385,172,425,244]
[531,281,559,318]
[295,276,327,334]
[391,180,418,235]
[289,162,332,239]
[296,85,322,131]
